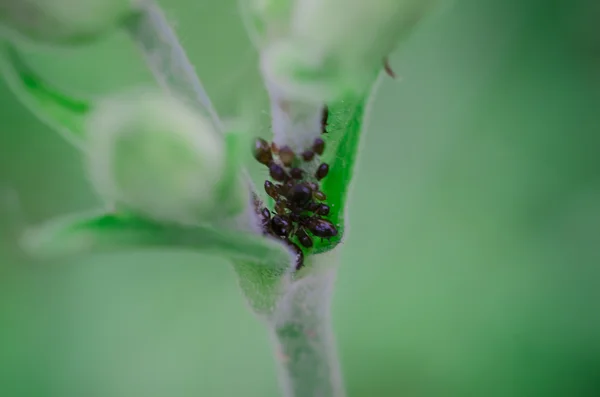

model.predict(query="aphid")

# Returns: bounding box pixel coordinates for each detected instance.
[277,180,295,195]
[296,227,313,248]
[313,190,327,201]
[383,57,396,78]
[302,150,315,162]
[274,200,287,215]
[288,184,313,207]
[286,241,305,270]
[271,142,279,153]
[264,180,278,199]
[253,138,272,165]
[269,163,287,182]
[321,106,329,134]
[261,207,271,222]
[306,182,319,192]
[305,218,338,238]
[315,203,330,216]
[313,138,325,156]
[315,163,329,180]
[270,215,292,237]
[307,202,320,212]
[279,146,295,167]
[290,168,303,179]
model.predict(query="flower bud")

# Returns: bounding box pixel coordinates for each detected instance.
[257,0,438,102]
[0,0,141,45]
[85,89,244,226]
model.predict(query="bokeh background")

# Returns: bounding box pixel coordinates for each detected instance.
[2,0,600,396]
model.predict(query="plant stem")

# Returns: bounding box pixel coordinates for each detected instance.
[268,250,346,397]
[124,1,223,131]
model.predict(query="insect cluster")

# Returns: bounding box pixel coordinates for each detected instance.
[253,106,337,270]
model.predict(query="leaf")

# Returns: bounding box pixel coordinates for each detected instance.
[22,210,296,314]
[310,72,383,254]
[22,211,293,271]
[0,41,91,150]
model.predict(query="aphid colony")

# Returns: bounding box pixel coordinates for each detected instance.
[252,106,337,270]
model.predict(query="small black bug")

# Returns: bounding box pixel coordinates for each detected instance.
[290,168,303,179]
[274,200,287,215]
[315,163,329,180]
[279,146,295,167]
[286,241,305,270]
[313,138,325,156]
[277,180,295,195]
[264,180,278,199]
[288,184,313,207]
[302,150,315,162]
[313,190,326,201]
[269,163,287,182]
[261,207,271,221]
[253,138,272,165]
[315,203,330,216]
[305,218,338,238]
[296,227,313,248]
[306,182,319,192]
[321,106,329,134]
[270,215,292,237]
[383,57,396,78]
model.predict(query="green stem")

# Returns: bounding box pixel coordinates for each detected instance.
[124,1,223,131]
[268,250,346,397]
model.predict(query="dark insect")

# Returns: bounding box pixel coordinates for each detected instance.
[254,138,272,165]
[314,203,330,216]
[321,106,329,134]
[383,57,396,78]
[286,241,305,270]
[290,167,303,179]
[306,182,319,192]
[274,200,287,215]
[305,218,338,238]
[313,190,326,201]
[279,146,295,167]
[270,215,292,237]
[296,227,313,248]
[307,202,320,212]
[302,150,315,162]
[288,183,313,207]
[264,180,278,199]
[315,163,329,180]
[269,163,287,182]
[261,207,271,222]
[277,180,295,195]
[313,138,325,156]
[271,142,279,153]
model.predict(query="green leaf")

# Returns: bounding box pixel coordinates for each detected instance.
[22,211,292,270]
[310,72,382,254]
[0,41,91,150]
[22,210,295,314]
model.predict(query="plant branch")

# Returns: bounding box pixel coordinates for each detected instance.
[124,1,223,131]
[267,250,346,397]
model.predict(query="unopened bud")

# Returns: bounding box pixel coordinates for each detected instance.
[85,89,245,226]
[257,0,438,102]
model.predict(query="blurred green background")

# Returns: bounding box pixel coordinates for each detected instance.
[2,0,600,396]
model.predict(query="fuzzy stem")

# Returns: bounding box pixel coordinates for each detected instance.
[124,1,223,131]
[124,1,268,232]
[265,78,324,155]
[267,250,346,397]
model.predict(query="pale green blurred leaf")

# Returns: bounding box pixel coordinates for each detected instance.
[0,42,90,150]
